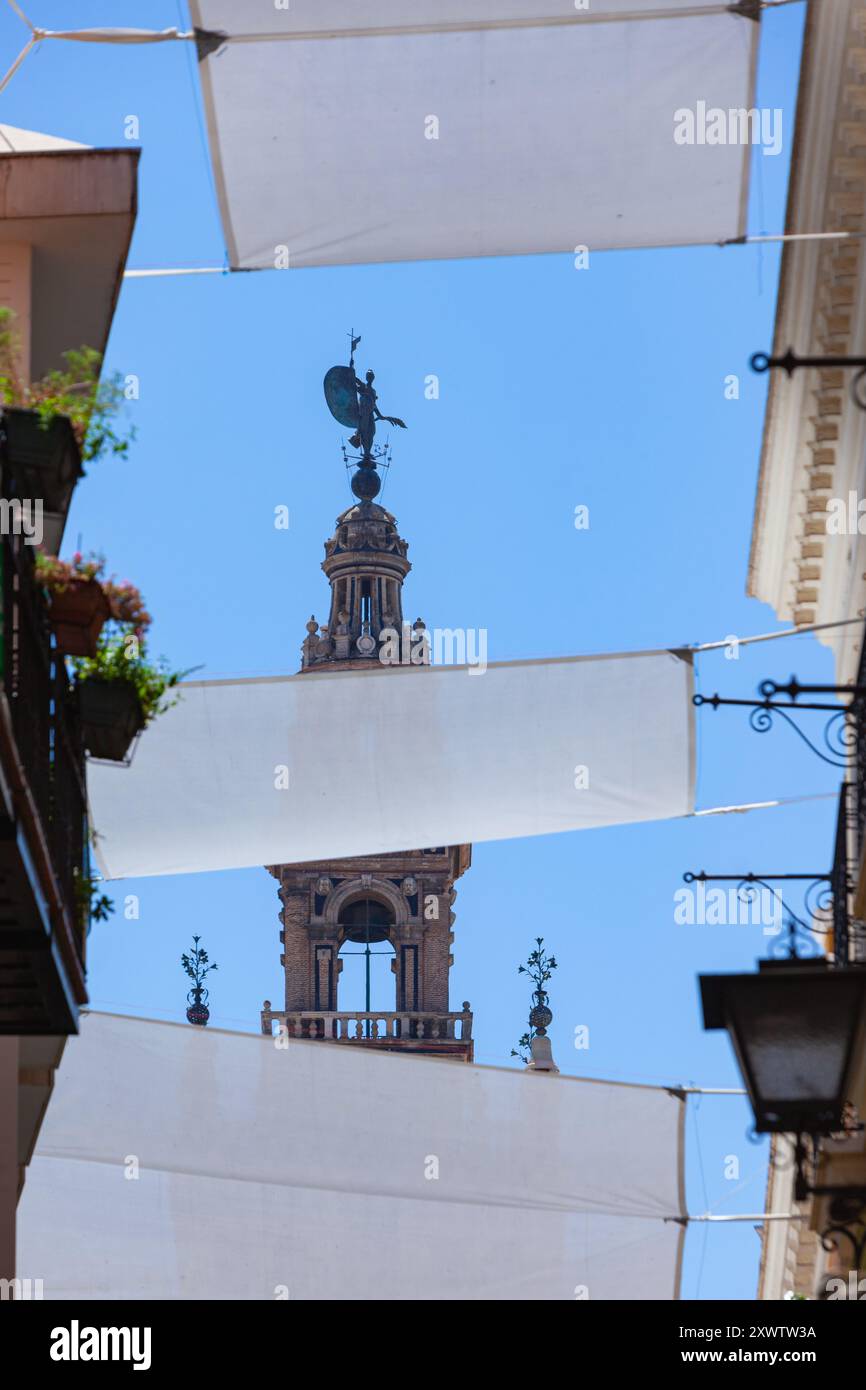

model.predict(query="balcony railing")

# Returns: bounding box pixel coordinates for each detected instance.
[831,782,854,966]
[3,534,53,828]
[0,530,88,1027]
[261,1006,473,1045]
[2,535,88,954]
[855,639,866,863]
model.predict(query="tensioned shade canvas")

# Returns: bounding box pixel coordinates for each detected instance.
[16,1013,687,1300]
[87,649,695,879]
[189,0,757,268]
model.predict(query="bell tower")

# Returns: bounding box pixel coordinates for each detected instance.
[260,339,473,1061]
[299,498,416,669]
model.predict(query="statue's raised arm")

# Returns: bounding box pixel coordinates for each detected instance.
[377,407,407,430]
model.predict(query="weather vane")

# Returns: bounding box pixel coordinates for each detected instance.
[323,332,406,500]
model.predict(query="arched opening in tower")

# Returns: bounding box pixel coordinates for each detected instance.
[337,898,396,1015]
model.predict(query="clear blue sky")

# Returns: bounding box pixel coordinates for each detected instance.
[3,1,829,1299]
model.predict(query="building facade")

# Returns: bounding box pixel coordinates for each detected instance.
[0,127,138,1291]
[748,0,866,1299]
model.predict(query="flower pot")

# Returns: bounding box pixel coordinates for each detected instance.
[186,1001,210,1027]
[77,678,144,762]
[1,408,83,554]
[47,577,110,657]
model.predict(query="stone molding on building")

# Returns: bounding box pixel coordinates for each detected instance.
[748,0,866,683]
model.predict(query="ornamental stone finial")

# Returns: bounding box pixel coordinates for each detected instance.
[512,938,559,1073]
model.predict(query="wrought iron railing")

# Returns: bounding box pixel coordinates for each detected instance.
[855,637,866,863]
[0,532,87,962]
[2,533,52,819]
[831,782,854,966]
[48,673,87,950]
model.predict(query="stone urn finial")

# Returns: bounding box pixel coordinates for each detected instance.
[511,937,559,1072]
[182,934,218,1026]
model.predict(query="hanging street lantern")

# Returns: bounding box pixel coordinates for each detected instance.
[699,959,866,1137]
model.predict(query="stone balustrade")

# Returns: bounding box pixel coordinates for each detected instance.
[260,1004,473,1045]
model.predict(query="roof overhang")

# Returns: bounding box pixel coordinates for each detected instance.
[0,146,139,377]
[16,1035,66,1190]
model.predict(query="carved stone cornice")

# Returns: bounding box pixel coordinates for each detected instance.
[749,0,866,683]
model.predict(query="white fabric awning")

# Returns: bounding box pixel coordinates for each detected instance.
[88,649,695,879]
[16,1013,687,1300]
[190,0,757,268]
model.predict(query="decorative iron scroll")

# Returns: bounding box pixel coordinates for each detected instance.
[751,349,866,413]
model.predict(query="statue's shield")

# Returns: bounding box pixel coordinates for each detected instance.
[323,366,359,429]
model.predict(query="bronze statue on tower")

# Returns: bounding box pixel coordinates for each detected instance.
[323,334,406,500]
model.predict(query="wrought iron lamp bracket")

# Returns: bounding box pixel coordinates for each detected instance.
[751,349,866,413]
[790,1133,866,1273]
[818,1194,866,1275]
[682,870,833,959]
[741,1124,866,1273]
[694,679,866,769]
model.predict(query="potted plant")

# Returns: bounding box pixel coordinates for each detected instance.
[35,551,111,657]
[0,308,134,553]
[72,625,185,763]
[65,572,183,762]
[35,552,153,659]
[73,867,114,940]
